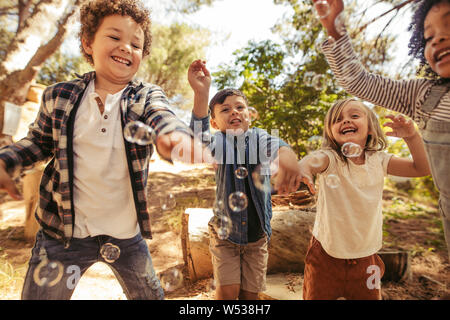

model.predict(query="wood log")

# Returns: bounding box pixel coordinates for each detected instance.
[181,208,316,283]
[378,249,412,282]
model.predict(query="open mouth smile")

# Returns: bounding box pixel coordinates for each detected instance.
[340,127,357,135]
[434,48,450,63]
[112,56,131,66]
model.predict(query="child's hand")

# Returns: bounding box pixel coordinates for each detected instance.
[0,160,22,200]
[272,147,302,195]
[188,59,211,96]
[156,131,215,165]
[312,0,344,39]
[383,114,417,140]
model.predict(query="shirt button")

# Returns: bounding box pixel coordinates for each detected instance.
[104,115,108,120]
[101,128,106,133]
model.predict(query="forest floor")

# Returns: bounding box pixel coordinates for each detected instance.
[0,156,448,300]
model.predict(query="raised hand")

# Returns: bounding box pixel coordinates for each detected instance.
[312,0,344,39]
[383,114,417,139]
[188,59,211,96]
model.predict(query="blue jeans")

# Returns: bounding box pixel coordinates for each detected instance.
[21,229,164,300]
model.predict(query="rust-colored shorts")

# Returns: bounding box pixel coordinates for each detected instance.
[209,226,268,293]
[303,237,385,300]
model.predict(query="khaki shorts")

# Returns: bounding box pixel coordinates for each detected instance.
[209,226,268,293]
[303,237,385,300]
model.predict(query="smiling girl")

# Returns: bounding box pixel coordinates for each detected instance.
[314,0,450,260]
[298,98,430,300]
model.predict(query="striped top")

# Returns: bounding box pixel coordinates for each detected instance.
[322,34,450,123]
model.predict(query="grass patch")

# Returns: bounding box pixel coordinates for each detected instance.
[0,253,26,299]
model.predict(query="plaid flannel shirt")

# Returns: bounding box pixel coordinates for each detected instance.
[0,72,192,246]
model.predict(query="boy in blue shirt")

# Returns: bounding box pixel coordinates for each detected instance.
[188,60,301,300]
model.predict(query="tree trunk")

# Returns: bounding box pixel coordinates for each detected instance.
[0,0,80,137]
[378,249,412,282]
[181,207,316,283]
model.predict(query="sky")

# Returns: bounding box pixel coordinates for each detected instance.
[62,0,416,95]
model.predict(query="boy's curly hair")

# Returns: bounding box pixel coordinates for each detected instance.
[408,0,450,79]
[78,0,152,65]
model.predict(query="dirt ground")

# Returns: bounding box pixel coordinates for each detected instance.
[0,157,448,300]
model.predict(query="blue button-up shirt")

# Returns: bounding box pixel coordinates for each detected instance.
[190,113,288,245]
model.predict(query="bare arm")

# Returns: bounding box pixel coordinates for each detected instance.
[297,151,330,195]
[385,114,431,177]
[187,59,211,119]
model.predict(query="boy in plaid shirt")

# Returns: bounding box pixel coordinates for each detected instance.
[0,0,205,300]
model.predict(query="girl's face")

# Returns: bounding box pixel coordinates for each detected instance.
[424,2,450,78]
[330,101,371,149]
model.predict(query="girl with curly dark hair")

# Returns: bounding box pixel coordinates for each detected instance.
[312,0,450,263]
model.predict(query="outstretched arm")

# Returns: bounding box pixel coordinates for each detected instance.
[297,151,330,195]
[385,114,431,177]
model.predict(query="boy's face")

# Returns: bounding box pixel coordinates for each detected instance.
[210,95,250,133]
[82,14,144,86]
[424,2,450,78]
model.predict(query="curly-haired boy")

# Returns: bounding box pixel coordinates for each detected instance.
[0,0,203,299]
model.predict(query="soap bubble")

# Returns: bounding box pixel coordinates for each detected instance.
[214,214,233,240]
[33,260,64,287]
[314,0,330,19]
[160,269,184,292]
[311,74,327,91]
[341,142,363,158]
[248,107,259,122]
[325,174,340,188]
[124,121,153,145]
[160,193,176,211]
[252,164,277,194]
[335,11,347,36]
[228,191,248,212]
[100,243,121,263]
[235,167,248,179]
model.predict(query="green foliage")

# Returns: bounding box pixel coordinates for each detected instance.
[137,23,210,109]
[213,1,396,155]
[36,49,93,86]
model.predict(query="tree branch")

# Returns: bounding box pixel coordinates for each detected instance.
[358,0,416,33]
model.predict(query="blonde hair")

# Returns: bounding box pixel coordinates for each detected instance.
[322,98,387,162]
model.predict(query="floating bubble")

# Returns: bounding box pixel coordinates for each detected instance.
[228,191,248,212]
[327,35,337,50]
[214,214,233,240]
[335,11,347,36]
[314,0,331,19]
[252,164,277,194]
[160,193,176,211]
[160,269,184,292]
[235,167,248,179]
[341,142,363,158]
[248,107,259,122]
[309,154,323,168]
[124,121,153,145]
[100,243,121,263]
[312,74,327,91]
[325,174,341,188]
[33,259,64,287]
